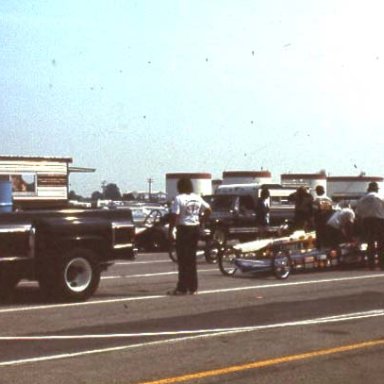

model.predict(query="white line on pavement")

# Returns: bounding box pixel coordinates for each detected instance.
[114,260,170,265]
[0,274,383,314]
[20,267,216,284]
[0,309,383,366]
[1,309,384,341]
[102,269,214,279]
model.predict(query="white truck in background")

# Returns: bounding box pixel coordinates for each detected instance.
[215,182,297,206]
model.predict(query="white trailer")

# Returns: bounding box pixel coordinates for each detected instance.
[0,155,94,209]
[215,182,296,206]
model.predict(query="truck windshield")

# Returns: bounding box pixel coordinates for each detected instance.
[203,195,235,211]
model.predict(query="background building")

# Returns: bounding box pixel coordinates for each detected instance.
[0,155,94,209]
[166,172,212,202]
[280,172,327,195]
[222,170,272,185]
[327,175,384,201]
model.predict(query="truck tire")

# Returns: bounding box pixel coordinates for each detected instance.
[39,248,101,301]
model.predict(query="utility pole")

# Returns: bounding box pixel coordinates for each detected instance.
[101,180,107,198]
[147,177,154,202]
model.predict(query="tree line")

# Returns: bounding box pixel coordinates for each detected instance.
[69,183,122,201]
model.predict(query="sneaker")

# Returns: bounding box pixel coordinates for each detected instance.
[188,291,198,295]
[166,289,187,296]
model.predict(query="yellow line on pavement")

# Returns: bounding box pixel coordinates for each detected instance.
[138,338,384,384]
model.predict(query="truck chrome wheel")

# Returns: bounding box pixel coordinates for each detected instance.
[50,248,101,301]
[218,247,239,276]
[64,257,93,293]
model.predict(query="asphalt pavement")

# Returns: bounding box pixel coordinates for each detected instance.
[0,251,384,383]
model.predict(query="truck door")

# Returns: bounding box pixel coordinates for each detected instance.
[230,195,257,238]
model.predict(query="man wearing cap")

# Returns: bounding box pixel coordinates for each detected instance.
[355,182,384,269]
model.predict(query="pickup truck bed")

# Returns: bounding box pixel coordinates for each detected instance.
[0,208,136,301]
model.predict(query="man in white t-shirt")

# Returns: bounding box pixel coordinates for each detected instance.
[168,177,211,295]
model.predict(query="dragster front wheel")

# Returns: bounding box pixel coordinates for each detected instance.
[218,247,239,276]
[273,253,292,279]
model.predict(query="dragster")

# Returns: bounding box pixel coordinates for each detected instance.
[217,230,368,279]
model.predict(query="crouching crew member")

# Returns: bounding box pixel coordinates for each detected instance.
[324,205,356,248]
[168,177,211,295]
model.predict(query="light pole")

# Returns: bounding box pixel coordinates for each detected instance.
[147,177,154,201]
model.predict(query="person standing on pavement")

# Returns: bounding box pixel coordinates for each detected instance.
[313,185,333,249]
[355,181,384,269]
[168,177,211,295]
[291,186,314,231]
[255,187,270,237]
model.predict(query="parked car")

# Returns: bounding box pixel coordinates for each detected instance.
[133,206,171,252]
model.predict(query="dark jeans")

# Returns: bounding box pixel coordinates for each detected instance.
[315,221,327,249]
[314,211,333,249]
[294,212,313,231]
[323,225,345,248]
[175,225,200,293]
[360,217,384,268]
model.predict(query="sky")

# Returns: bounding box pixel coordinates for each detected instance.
[1,0,384,196]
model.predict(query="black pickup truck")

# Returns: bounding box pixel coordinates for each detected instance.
[0,208,136,301]
[203,193,295,245]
